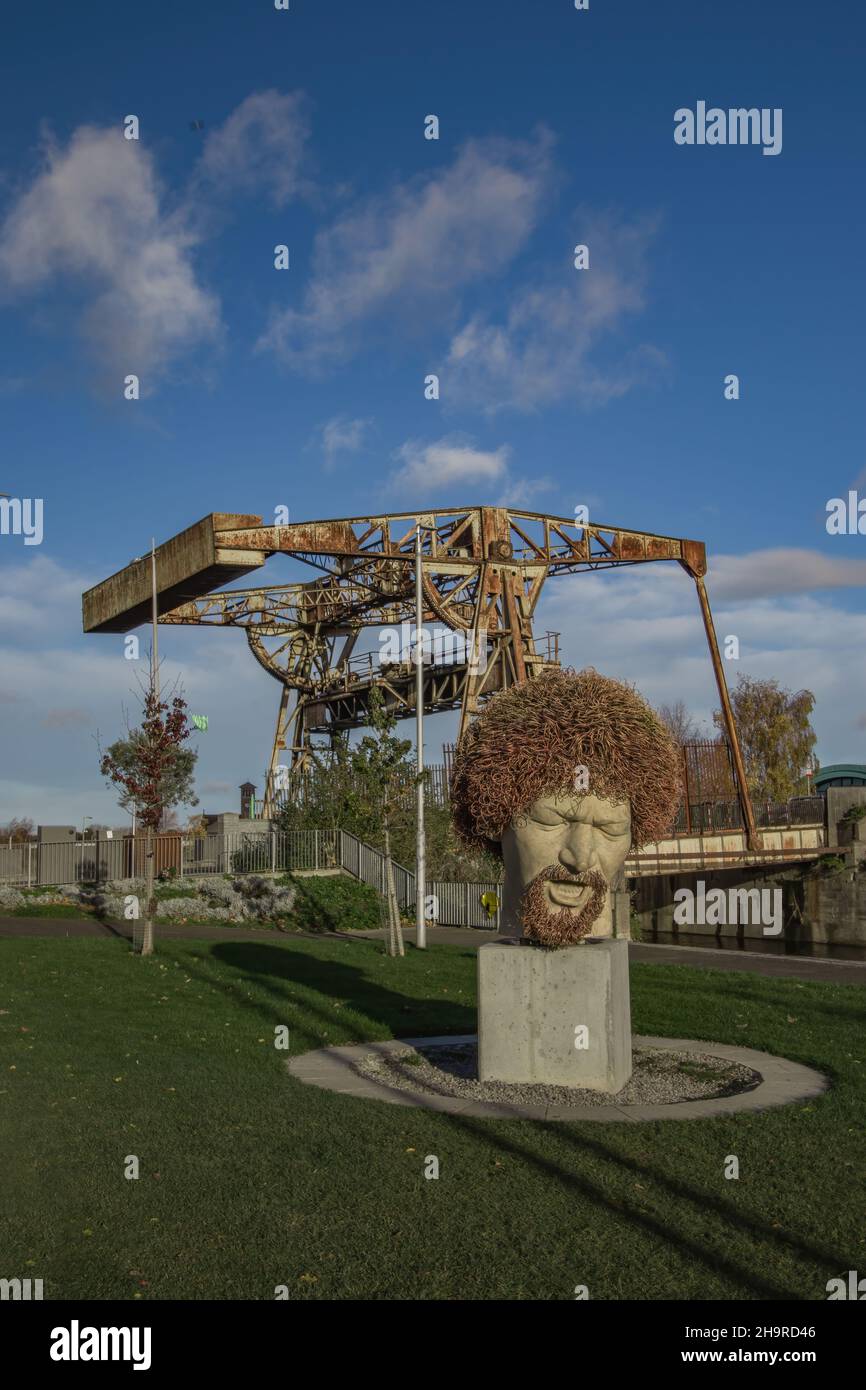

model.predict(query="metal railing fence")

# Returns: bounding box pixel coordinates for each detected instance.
[0,828,502,929]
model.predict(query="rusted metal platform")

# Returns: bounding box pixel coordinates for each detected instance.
[82,506,755,833]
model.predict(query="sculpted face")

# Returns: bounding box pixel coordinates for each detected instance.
[500,791,632,946]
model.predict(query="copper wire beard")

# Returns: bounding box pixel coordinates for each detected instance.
[520,864,609,948]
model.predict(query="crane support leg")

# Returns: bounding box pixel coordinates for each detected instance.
[693,575,759,850]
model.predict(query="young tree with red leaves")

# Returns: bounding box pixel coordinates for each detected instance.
[100,684,198,956]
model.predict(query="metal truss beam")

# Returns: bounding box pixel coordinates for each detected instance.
[83,506,758,841]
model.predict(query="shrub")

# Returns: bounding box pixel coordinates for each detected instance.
[197,879,243,908]
[234,874,271,900]
[230,843,271,874]
[156,897,230,923]
[814,854,846,874]
[283,873,381,933]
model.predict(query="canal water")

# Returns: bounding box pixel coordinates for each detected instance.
[643,929,866,963]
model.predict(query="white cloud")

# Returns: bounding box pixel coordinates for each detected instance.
[495,474,556,509]
[316,415,372,469]
[258,131,554,369]
[196,89,311,207]
[42,708,91,729]
[0,555,282,824]
[709,548,866,600]
[390,437,511,497]
[443,211,664,413]
[4,545,865,823]
[0,554,90,637]
[389,434,557,508]
[0,126,220,384]
[539,562,866,761]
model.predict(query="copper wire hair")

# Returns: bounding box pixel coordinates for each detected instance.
[450,667,682,859]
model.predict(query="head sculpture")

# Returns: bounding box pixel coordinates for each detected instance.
[450,668,682,948]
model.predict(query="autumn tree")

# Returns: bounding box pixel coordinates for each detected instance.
[713,675,817,803]
[100,685,198,956]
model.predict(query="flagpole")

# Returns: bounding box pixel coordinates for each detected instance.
[151,538,159,703]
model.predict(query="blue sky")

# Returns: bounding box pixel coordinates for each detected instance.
[2,0,866,826]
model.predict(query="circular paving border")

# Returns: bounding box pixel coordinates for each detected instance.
[286,1034,829,1122]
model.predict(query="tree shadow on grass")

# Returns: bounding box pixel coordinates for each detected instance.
[201,940,474,1046]
[182,938,852,1300]
[444,1108,853,1300]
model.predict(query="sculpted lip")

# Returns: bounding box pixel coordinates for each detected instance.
[546,880,591,906]
[521,864,609,946]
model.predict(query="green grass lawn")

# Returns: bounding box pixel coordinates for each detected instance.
[1,934,864,1301]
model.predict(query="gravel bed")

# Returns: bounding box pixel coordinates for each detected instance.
[359,1041,762,1107]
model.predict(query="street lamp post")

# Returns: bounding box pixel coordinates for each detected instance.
[415,522,427,950]
[81,815,92,878]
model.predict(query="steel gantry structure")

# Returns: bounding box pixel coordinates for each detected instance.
[82,506,758,841]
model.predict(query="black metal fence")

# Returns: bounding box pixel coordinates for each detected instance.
[673,795,824,835]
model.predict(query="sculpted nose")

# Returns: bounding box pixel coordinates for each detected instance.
[559,823,598,872]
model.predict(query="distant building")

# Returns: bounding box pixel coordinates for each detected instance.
[239,782,257,818]
[813,764,866,792]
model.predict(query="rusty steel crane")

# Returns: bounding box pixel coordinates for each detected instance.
[82,506,757,841]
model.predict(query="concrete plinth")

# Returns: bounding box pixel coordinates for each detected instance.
[478,938,631,1092]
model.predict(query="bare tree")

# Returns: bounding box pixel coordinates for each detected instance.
[0,817,35,843]
[657,700,700,747]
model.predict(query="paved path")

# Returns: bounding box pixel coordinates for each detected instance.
[629,940,866,986]
[0,918,487,947]
[0,917,327,943]
[2,917,865,985]
[352,927,866,985]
